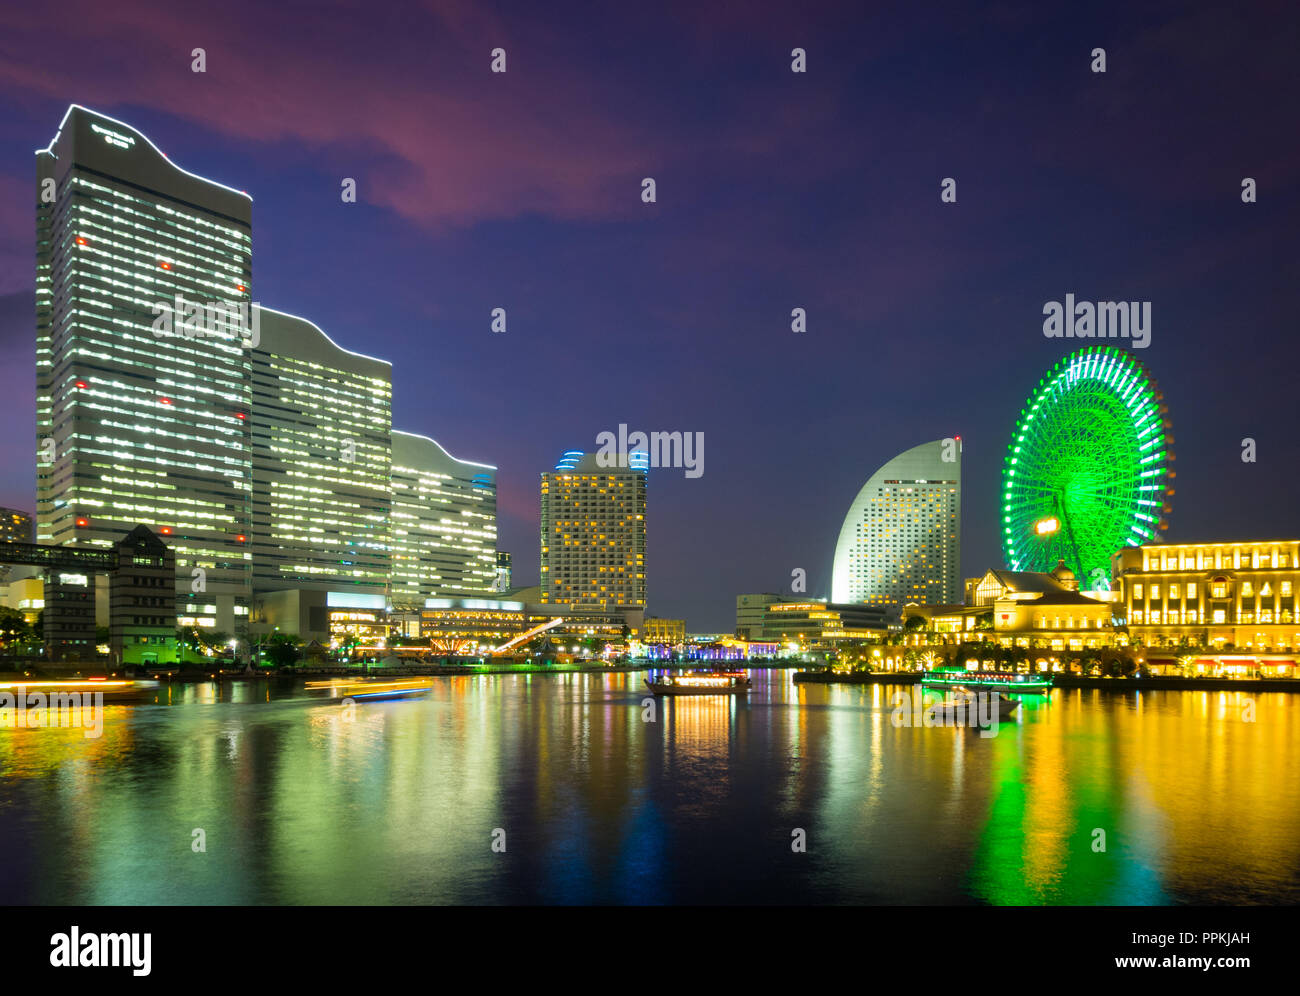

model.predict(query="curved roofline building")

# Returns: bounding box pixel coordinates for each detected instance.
[830,438,962,615]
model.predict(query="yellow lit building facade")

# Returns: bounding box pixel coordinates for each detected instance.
[643,617,685,647]
[903,563,1118,653]
[1112,540,1300,652]
[540,451,646,612]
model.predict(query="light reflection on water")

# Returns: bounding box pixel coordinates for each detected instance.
[0,670,1296,905]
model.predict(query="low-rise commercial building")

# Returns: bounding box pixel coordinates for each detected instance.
[756,600,889,647]
[904,562,1118,653]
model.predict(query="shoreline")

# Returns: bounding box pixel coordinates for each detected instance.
[0,661,805,683]
[792,671,1300,692]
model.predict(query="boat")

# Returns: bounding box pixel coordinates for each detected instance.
[305,677,435,702]
[921,669,1052,694]
[643,669,750,696]
[930,687,1021,725]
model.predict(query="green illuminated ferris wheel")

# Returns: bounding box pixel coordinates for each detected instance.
[1001,346,1174,591]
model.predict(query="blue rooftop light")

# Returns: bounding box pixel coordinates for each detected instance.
[555,450,584,471]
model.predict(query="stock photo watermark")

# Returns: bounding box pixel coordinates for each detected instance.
[889,687,1009,739]
[594,424,703,478]
[1043,294,1151,349]
[151,295,260,348]
[0,685,104,739]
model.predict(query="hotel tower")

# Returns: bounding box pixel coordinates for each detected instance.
[831,438,962,615]
[540,450,646,613]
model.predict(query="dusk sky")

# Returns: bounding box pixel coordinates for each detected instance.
[1,1,1297,629]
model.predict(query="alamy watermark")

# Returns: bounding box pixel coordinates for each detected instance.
[595,424,704,478]
[1043,294,1150,349]
[151,295,260,348]
[50,927,151,976]
[0,686,104,739]
[889,687,1008,739]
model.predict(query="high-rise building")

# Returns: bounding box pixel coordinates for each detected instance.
[389,430,497,609]
[250,306,392,597]
[540,450,646,612]
[34,107,499,648]
[831,438,961,614]
[37,105,253,634]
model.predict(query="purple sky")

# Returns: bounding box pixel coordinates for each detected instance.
[1,1,1298,629]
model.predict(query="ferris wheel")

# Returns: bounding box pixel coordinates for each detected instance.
[1001,346,1174,591]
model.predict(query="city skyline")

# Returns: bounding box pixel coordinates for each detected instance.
[2,0,1299,930]
[1,3,1297,631]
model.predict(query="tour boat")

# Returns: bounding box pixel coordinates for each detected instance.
[643,670,751,696]
[921,669,1052,694]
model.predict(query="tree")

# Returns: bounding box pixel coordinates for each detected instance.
[0,606,31,650]
[264,633,301,668]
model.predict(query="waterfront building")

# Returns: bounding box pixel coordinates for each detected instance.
[757,600,889,647]
[253,588,387,646]
[250,307,393,601]
[420,596,525,654]
[540,450,646,613]
[903,562,1116,654]
[1,509,33,544]
[675,635,780,662]
[642,616,686,648]
[831,439,961,615]
[736,593,789,639]
[1112,539,1300,653]
[37,106,254,636]
[31,106,508,659]
[390,430,497,609]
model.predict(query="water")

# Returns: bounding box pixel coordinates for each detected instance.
[1,670,1296,904]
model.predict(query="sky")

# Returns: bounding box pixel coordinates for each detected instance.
[0,1,1297,630]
